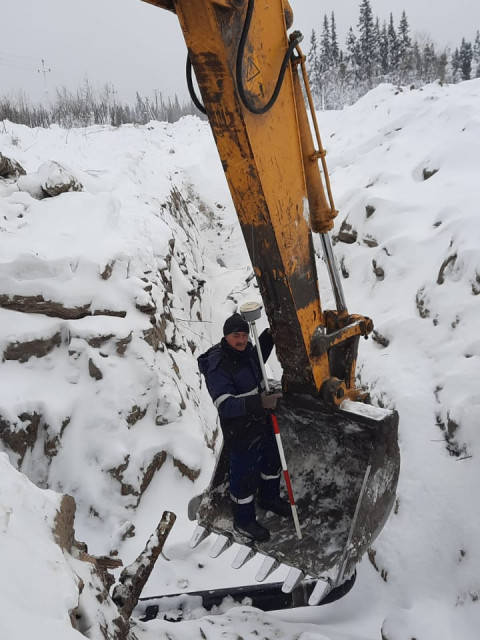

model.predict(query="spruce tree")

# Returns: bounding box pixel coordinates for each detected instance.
[412,42,423,81]
[346,26,361,80]
[472,31,480,77]
[317,15,332,108]
[320,14,332,72]
[437,52,448,84]
[398,11,413,83]
[451,48,461,82]
[388,13,399,79]
[459,38,473,80]
[379,21,390,76]
[423,41,437,83]
[330,12,340,65]
[372,17,382,79]
[357,0,375,83]
[307,29,322,106]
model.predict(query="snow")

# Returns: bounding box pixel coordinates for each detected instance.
[1,79,480,639]
[0,454,83,640]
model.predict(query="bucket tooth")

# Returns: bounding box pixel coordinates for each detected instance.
[189,525,209,549]
[255,555,280,582]
[209,534,232,558]
[308,579,332,605]
[232,545,255,569]
[281,567,304,593]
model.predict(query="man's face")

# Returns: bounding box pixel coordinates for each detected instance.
[225,331,249,351]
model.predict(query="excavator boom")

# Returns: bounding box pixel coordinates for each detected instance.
[144,0,337,393]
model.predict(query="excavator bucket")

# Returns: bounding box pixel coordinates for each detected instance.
[191,394,399,592]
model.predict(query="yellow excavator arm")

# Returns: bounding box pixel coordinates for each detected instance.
[141,0,400,602]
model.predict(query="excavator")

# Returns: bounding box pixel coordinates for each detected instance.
[138,0,400,618]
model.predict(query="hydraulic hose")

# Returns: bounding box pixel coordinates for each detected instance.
[236,0,302,115]
[186,55,207,114]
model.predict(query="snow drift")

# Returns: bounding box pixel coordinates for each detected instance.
[0,79,480,639]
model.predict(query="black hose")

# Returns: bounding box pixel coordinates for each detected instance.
[186,0,302,117]
[236,0,302,115]
[186,55,207,115]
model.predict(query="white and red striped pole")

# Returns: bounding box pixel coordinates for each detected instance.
[269,411,302,539]
[240,302,302,540]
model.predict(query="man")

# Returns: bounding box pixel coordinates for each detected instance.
[198,312,291,542]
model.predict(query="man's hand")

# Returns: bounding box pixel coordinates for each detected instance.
[261,392,283,410]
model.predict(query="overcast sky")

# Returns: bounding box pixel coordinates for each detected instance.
[2,0,479,106]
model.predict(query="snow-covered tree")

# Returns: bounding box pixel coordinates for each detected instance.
[330,12,340,65]
[318,14,338,109]
[345,26,360,80]
[388,13,400,79]
[450,47,461,83]
[412,42,423,81]
[474,31,480,77]
[372,17,382,79]
[436,51,448,84]
[423,41,438,83]
[320,14,332,73]
[357,0,376,83]
[379,21,390,76]
[306,29,322,106]
[398,11,413,82]
[459,38,473,80]
[302,1,476,110]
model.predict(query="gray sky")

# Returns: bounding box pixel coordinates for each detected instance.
[2,0,479,106]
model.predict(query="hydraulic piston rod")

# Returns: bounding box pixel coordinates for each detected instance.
[320,233,347,313]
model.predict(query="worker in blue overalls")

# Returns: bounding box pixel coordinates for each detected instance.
[198,313,290,542]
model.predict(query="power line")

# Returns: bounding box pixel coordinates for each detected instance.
[0,49,40,72]
[0,48,39,62]
[0,58,38,72]
[0,51,38,72]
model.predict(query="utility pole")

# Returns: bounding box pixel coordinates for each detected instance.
[37,59,51,96]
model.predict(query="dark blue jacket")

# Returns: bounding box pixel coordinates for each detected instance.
[198,330,274,450]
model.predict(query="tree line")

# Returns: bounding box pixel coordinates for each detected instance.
[0,81,201,129]
[2,2,480,127]
[306,0,480,109]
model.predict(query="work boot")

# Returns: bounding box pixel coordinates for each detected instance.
[258,496,292,519]
[234,519,270,542]
[231,499,270,542]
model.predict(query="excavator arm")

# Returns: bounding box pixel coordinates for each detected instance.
[141,0,400,604]
[143,0,370,400]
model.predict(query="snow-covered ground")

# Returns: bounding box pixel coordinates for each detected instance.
[0,79,479,640]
